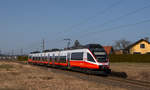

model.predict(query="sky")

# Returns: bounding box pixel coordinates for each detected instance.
[0,0,150,54]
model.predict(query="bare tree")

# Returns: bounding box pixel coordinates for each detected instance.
[72,40,82,48]
[114,39,131,50]
[144,37,149,41]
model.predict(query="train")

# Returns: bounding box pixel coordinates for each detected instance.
[28,44,111,75]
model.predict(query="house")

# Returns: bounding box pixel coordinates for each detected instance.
[103,46,114,55]
[124,39,150,54]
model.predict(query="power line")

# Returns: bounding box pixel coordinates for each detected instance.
[24,1,150,50]
[92,19,150,34]
[64,0,123,32]
[66,3,150,41]
[58,0,123,35]
[81,19,150,43]
[52,2,150,45]
[80,4,150,34]
[45,0,123,47]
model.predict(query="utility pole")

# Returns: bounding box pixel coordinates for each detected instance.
[64,38,71,49]
[20,48,23,56]
[42,39,45,51]
[0,49,1,55]
[11,49,14,56]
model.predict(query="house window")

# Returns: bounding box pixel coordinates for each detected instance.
[133,52,141,54]
[140,44,145,48]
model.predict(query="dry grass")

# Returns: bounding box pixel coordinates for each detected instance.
[0,61,126,90]
[110,63,150,82]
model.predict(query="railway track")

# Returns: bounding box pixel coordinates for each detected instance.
[107,77,150,89]
[48,67,150,90]
[7,60,150,90]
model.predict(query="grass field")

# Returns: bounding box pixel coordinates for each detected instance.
[0,61,126,90]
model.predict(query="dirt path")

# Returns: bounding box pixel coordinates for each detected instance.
[0,61,126,90]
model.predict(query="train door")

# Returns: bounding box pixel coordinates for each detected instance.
[52,54,55,66]
[47,54,50,66]
[67,53,71,68]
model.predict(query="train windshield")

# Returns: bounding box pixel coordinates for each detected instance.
[92,48,108,62]
[88,44,108,62]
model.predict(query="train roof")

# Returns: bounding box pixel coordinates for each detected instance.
[30,44,103,54]
[29,48,89,56]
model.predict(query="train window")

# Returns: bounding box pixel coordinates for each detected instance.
[35,57,37,60]
[29,56,31,59]
[38,57,41,60]
[36,57,38,60]
[44,57,45,61]
[87,53,95,62]
[38,57,40,60]
[59,56,66,63]
[55,56,57,62]
[33,57,35,60]
[44,57,47,61]
[71,52,83,60]
[46,56,48,61]
[42,57,44,61]
[49,56,52,61]
[41,57,43,61]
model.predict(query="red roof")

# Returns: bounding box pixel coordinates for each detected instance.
[103,46,113,55]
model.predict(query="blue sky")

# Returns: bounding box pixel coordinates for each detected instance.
[0,0,150,54]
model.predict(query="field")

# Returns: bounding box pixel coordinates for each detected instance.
[110,63,150,82]
[0,61,126,90]
[0,61,150,90]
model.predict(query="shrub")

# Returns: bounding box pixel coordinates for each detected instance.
[17,56,28,61]
[109,54,150,63]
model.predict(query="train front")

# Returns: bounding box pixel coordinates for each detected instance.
[87,44,111,74]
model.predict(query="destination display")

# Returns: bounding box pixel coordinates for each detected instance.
[94,52,106,55]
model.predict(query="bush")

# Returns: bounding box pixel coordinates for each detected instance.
[17,56,28,61]
[109,54,150,63]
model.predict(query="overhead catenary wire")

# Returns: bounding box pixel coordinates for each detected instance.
[72,3,150,37]
[63,3,150,43]
[45,0,123,46]
[48,2,150,49]
[60,0,123,33]
[52,2,150,45]
[55,0,123,37]
[81,19,150,43]
[24,1,150,52]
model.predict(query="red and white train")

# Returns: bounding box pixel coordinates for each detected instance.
[28,44,111,75]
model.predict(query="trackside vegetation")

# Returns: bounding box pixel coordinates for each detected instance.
[17,56,28,61]
[109,54,150,63]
